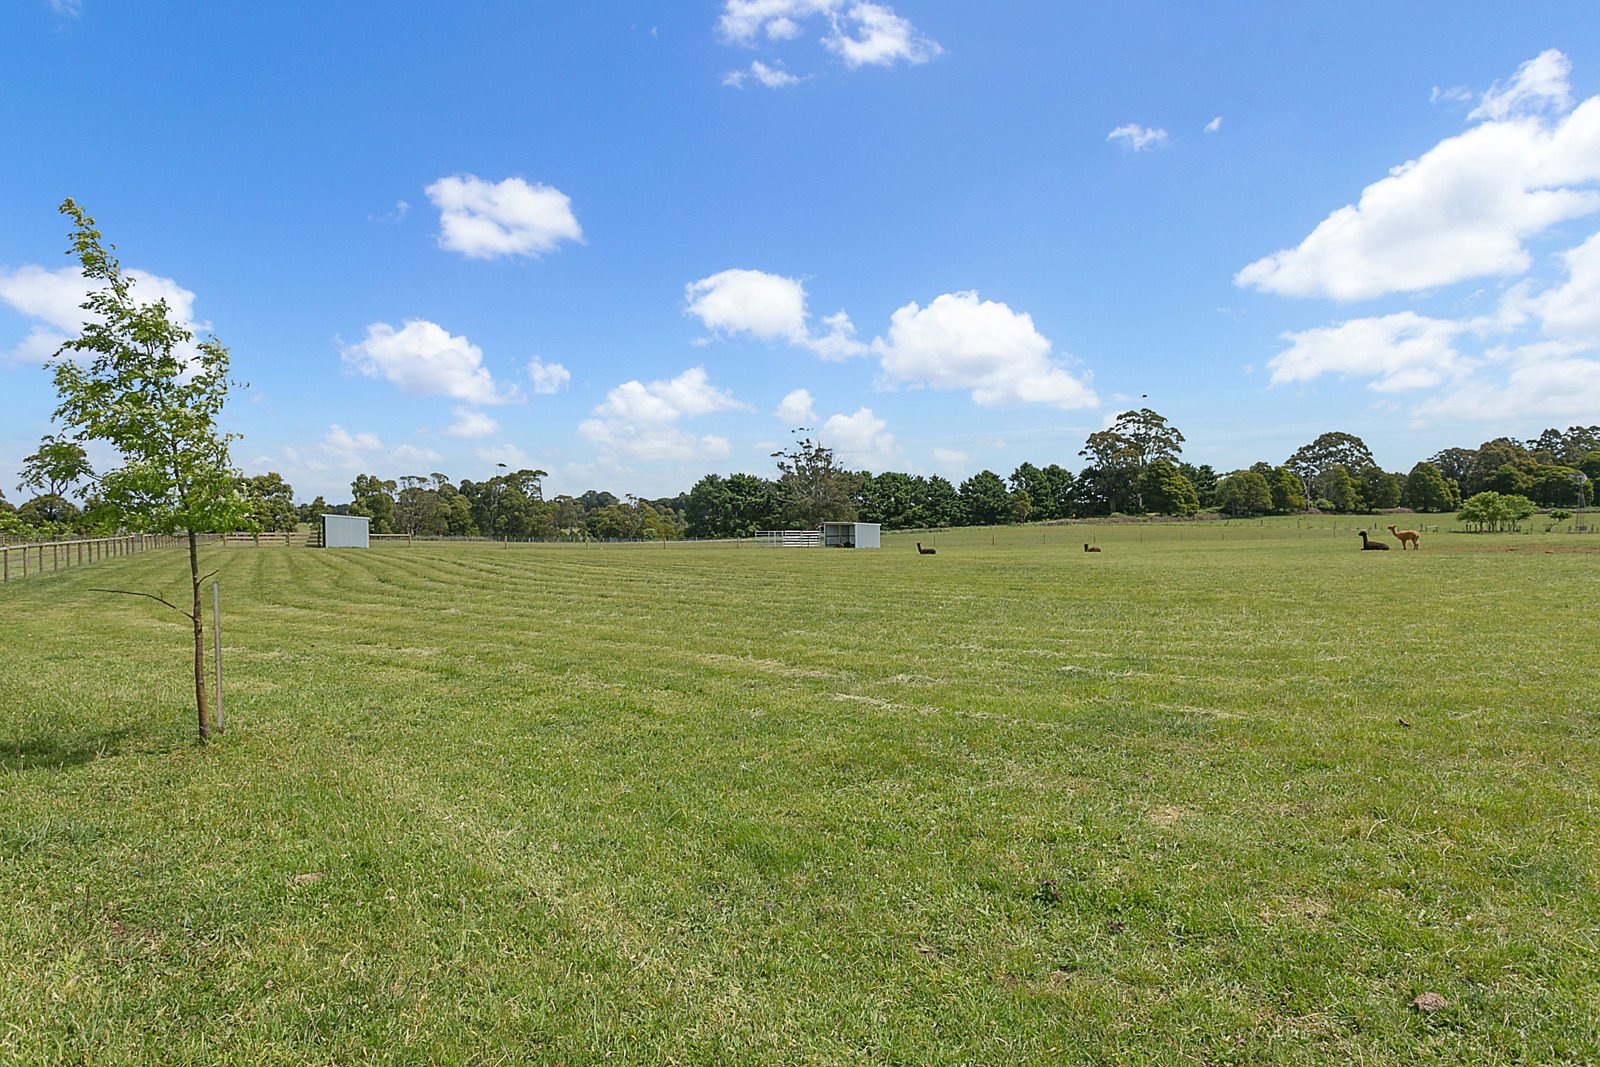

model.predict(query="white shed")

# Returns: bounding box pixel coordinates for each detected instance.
[321,513,370,549]
[820,521,880,548]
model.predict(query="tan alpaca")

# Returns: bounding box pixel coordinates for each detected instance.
[1387,524,1421,550]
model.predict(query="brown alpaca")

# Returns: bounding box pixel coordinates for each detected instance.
[916,542,936,555]
[1083,543,1102,553]
[1359,531,1390,551]
[1387,524,1421,549]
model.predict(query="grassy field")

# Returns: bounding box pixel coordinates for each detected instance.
[1,519,1596,1064]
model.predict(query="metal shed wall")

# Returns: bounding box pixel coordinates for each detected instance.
[321,514,370,549]
[820,522,880,548]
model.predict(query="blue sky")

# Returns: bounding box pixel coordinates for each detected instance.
[3,1,1597,501]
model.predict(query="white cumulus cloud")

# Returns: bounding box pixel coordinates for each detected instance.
[685,267,867,359]
[822,2,941,68]
[0,263,204,365]
[766,16,801,40]
[774,387,816,426]
[281,425,440,475]
[873,291,1098,409]
[820,406,898,467]
[718,0,835,43]
[1108,124,1168,151]
[527,356,571,394]
[723,60,803,88]
[1469,48,1574,121]
[341,319,514,405]
[579,367,749,461]
[445,407,500,438]
[425,174,583,260]
[1412,344,1600,425]
[717,0,939,77]
[1204,116,1223,133]
[1532,229,1600,340]
[686,268,808,343]
[1267,312,1474,393]
[1249,52,1600,429]
[1237,50,1600,301]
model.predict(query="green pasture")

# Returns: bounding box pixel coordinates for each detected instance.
[1,519,1596,1064]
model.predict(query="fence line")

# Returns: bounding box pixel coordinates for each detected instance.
[218,531,419,548]
[222,531,317,548]
[0,534,212,584]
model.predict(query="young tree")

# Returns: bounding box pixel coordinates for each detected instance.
[49,199,247,742]
[1459,491,1536,532]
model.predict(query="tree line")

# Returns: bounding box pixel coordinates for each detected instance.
[9,411,1598,544]
[679,415,1599,538]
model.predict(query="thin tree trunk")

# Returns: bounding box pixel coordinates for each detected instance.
[188,529,210,741]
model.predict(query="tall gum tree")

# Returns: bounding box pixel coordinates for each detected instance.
[1080,408,1184,513]
[49,199,246,742]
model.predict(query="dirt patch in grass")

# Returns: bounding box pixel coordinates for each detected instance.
[1146,804,1189,827]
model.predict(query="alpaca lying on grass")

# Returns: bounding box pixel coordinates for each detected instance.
[1084,543,1102,553]
[1359,531,1390,551]
[916,542,936,555]
[1388,524,1421,549]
